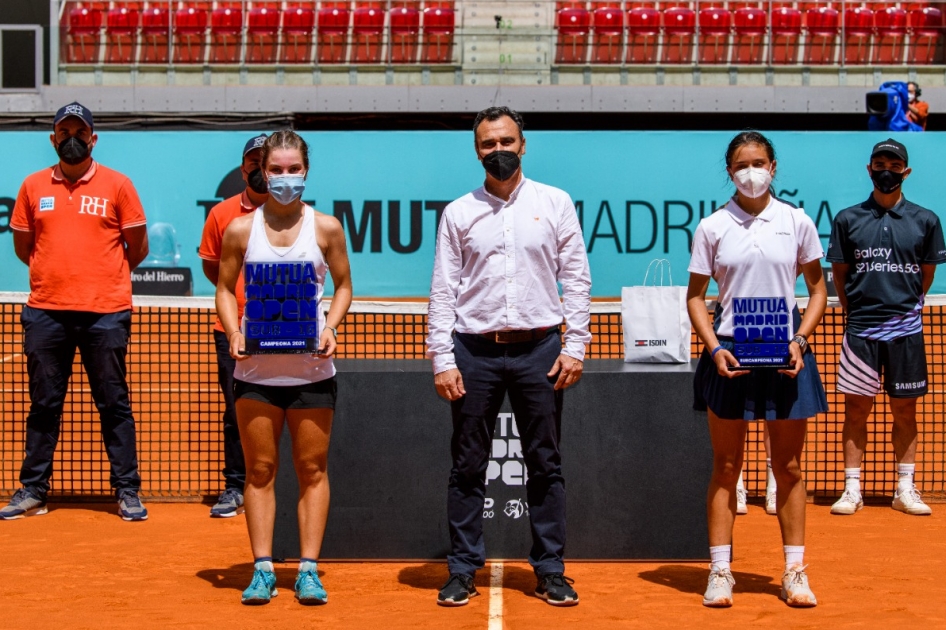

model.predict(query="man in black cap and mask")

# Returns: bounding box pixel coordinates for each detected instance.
[827,138,946,517]
[426,106,591,607]
[2,101,150,521]
[198,133,268,518]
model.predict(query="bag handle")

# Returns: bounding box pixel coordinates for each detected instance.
[643,259,673,286]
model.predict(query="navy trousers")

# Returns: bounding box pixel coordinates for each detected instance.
[447,330,567,577]
[213,330,246,490]
[19,306,141,497]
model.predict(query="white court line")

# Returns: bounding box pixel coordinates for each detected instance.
[488,562,504,630]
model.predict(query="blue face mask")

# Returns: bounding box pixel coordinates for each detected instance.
[267,174,306,205]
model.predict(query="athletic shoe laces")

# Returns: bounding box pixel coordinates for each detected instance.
[11,488,34,505]
[709,569,734,588]
[786,565,809,587]
[840,488,860,504]
[446,573,474,590]
[220,488,241,504]
[250,569,271,591]
[901,486,924,504]
[542,574,576,589]
[120,491,142,509]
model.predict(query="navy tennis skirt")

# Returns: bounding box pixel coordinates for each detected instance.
[693,339,829,421]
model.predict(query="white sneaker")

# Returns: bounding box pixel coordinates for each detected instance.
[892,485,932,516]
[765,489,777,515]
[830,489,864,515]
[736,486,748,515]
[780,564,817,607]
[702,566,735,607]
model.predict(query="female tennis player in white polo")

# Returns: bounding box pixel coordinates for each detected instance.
[217,130,352,606]
[686,131,828,608]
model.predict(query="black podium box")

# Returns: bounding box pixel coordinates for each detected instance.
[273,359,712,561]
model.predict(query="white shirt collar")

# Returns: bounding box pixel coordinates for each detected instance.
[480,175,528,205]
[726,195,777,224]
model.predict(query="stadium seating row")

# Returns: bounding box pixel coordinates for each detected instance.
[556,5,944,64]
[61,2,456,64]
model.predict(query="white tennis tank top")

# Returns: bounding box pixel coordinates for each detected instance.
[234,206,335,386]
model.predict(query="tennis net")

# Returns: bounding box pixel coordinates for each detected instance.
[0,293,944,502]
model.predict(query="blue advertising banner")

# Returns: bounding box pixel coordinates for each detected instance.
[1,130,944,297]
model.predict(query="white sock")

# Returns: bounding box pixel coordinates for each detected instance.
[299,559,318,573]
[255,560,275,573]
[710,545,732,572]
[736,472,745,493]
[784,545,805,570]
[898,463,916,491]
[766,459,776,495]
[844,468,861,496]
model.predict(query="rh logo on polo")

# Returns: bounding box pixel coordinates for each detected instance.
[79,196,109,217]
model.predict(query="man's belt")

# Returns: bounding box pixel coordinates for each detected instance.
[478,326,559,344]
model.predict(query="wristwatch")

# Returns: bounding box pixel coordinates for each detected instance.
[791,335,809,353]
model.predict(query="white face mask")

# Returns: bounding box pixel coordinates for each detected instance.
[909,93,916,103]
[732,166,773,199]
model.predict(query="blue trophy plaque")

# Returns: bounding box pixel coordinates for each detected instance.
[242,261,320,354]
[729,297,792,370]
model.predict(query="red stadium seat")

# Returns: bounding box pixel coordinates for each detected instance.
[173,6,208,64]
[843,6,873,64]
[662,7,695,64]
[390,7,421,64]
[592,7,624,64]
[770,7,801,65]
[105,6,138,64]
[139,7,169,63]
[698,7,731,64]
[556,8,591,64]
[281,5,316,63]
[908,6,943,64]
[65,7,103,63]
[421,7,455,63]
[210,7,243,63]
[872,7,907,64]
[352,7,384,63]
[626,6,659,63]
[732,7,766,64]
[804,6,839,64]
[317,7,350,64]
[246,7,279,63]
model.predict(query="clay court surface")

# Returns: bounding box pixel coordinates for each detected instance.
[2,503,945,629]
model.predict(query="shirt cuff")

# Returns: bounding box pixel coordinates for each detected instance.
[561,344,586,362]
[432,353,457,375]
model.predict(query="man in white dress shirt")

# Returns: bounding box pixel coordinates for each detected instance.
[427,106,591,608]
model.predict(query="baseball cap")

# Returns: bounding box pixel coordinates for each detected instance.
[53,101,94,130]
[243,134,267,156]
[871,138,908,165]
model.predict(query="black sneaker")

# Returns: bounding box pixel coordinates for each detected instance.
[437,573,478,607]
[535,573,579,606]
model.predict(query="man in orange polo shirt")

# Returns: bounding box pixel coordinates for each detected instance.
[198,134,268,518]
[1,102,150,522]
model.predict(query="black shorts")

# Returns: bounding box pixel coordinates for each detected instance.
[234,377,338,410]
[837,332,928,398]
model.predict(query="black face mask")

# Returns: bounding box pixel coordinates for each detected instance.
[56,136,90,165]
[246,168,268,195]
[870,168,905,194]
[482,151,521,181]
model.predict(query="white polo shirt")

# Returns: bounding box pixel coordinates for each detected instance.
[688,196,823,337]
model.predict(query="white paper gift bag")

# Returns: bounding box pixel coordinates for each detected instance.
[621,259,690,363]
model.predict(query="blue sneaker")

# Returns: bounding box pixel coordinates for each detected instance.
[295,561,327,605]
[117,489,148,521]
[242,567,278,605]
[210,488,244,518]
[0,488,48,520]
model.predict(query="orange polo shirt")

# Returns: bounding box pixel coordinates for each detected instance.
[11,162,147,313]
[199,191,256,333]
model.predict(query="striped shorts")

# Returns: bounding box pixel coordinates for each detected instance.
[837,331,928,398]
